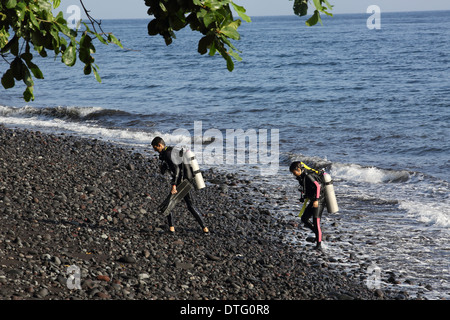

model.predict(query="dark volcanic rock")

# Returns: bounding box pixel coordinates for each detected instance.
[0,125,393,300]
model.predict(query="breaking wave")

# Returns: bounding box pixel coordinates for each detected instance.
[0,105,129,120]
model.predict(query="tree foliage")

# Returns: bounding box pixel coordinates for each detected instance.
[1,0,332,101]
[292,0,333,26]
[0,0,122,101]
[145,0,252,72]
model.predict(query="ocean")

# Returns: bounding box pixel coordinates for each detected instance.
[1,11,449,299]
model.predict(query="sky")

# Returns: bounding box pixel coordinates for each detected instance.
[59,0,450,20]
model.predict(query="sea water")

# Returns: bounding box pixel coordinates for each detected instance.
[1,11,449,299]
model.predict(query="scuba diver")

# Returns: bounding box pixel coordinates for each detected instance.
[289,161,326,250]
[151,137,209,235]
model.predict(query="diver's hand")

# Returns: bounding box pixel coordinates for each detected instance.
[313,200,319,208]
[171,185,177,194]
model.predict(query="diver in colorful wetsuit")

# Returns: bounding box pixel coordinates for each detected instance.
[290,161,325,250]
[151,137,209,234]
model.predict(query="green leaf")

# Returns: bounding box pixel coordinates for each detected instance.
[0,27,9,49]
[49,27,60,50]
[15,1,26,21]
[221,26,239,40]
[203,11,217,28]
[62,42,76,66]
[107,34,123,48]
[225,54,234,71]
[293,0,308,17]
[10,36,19,55]
[169,13,186,31]
[55,10,66,24]
[228,49,242,62]
[28,63,44,79]
[81,22,92,34]
[209,40,217,56]
[21,52,44,80]
[20,52,33,62]
[11,57,24,81]
[1,69,15,89]
[95,33,108,45]
[231,2,251,23]
[31,30,44,47]
[159,2,167,12]
[196,8,207,21]
[5,0,17,9]
[147,19,159,36]
[22,65,34,87]
[323,0,333,9]
[29,11,40,29]
[79,34,93,64]
[198,34,214,55]
[23,86,34,102]
[53,0,61,9]
[93,66,101,83]
[37,0,52,13]
[313,0,323,11]
[306,10,322,26]
[83,64,91,75]
[315,0,333,16]
[1,35,18,55]
[220,20,241,40]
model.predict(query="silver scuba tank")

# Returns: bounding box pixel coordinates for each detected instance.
[183,149,205,190]
[323,172,339,213]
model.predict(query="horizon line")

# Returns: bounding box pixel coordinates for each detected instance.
[83,9,450,20]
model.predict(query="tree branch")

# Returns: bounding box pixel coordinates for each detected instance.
[79,0,105,35]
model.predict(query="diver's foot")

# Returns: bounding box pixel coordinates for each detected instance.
[313,243,322,251]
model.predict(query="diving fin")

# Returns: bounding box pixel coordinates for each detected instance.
[298,198,310,218]
[158,179,194,215]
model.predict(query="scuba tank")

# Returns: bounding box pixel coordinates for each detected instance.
[323,172,339,213]
[183,149,205,190]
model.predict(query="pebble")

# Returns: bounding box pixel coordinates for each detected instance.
[175,262,194,270]
[97,275,111,282]
[0,126,398,300]
[138,273,150,280]
[205,253,221,261]
[118,256,136,264]
[36,288,49,298]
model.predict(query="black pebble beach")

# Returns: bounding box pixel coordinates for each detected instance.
[0,125,391,301]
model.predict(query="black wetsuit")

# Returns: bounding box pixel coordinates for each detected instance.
[159,146,206,229]
[296,170,325,248]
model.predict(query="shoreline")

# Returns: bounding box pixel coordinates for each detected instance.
[0,125,395,300]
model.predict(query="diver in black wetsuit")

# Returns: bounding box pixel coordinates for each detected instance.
[290,161,325,250]
[151,137,209,234]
